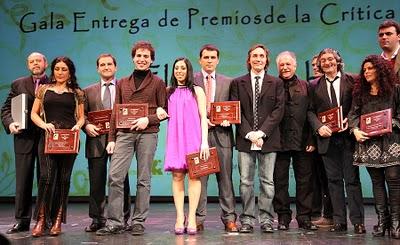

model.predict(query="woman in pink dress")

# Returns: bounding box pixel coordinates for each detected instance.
[158,57,209,235]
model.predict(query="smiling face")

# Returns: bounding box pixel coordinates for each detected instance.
[133,48,152,71]
[248,47,267,74]
[27,53,47,77]
[363,62,377,84]
[97,56,117,81]
[174,60,187,85]
[319,52,338,77]
[199,49,219,74]
[277,54,297,80]
[53,61,70,84]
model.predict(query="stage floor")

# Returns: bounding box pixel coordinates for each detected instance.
[0,203,398,245]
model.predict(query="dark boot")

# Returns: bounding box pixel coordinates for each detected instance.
[392,219,400,239]
[372,213,390,237]
[50,208,63,236]
[32,206,46,237]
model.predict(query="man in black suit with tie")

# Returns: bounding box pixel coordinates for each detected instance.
[1,52,48,233]
[83,54,131,232]
[307,48,365,234]
[193,44,238,232]
[230,44,284,233]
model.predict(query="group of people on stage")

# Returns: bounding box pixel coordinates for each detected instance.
[1,19,399,239]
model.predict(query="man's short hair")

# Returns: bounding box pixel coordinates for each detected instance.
[96,53,117,67]
[199,44,220,58]
[275,51,297,66]
[378,19,400,34]
[131,40,155,61]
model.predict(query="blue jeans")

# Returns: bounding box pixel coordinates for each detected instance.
[238,151,276,226]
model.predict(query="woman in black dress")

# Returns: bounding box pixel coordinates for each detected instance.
[348,55,400,239]
[30,56,84,237]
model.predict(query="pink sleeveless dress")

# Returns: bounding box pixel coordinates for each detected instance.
[164,87,201,171]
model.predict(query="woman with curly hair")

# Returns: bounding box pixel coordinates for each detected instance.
[30,56,85,237]
[348,55,400,239]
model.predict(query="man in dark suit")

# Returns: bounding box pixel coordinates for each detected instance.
[272,51,317,231]
[307,48,365,234]
[230,44,284,233]
[377,19,400,79]
[193,44,237,232]
[83,53,131,232]
[1,52,48,233]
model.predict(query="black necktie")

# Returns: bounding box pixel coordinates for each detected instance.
[254,76,260,130]
[103,83,112,109]
[328,78,338,107]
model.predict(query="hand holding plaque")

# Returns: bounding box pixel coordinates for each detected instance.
[45,129,79,154]
[318,106,343,133]
[87,109,112,134]
[115,103,148,129]
[186,147,220,179]
[360,108,392,137]
[210,101,241,124]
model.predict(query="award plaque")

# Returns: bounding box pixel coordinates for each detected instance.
[115,103,148,129]
[360,108,392,137]
[87,109,112,134]
[44,129,79,154]
[318,106,343,133]
[11,93,28,130]
[210,101,241,124]
[186,147,220,179]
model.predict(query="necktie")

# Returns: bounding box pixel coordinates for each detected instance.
[103,83,111,109]
[34,79,40,94]
[254,76,260,130]
[328,78,338,107]
[206,75,213,113]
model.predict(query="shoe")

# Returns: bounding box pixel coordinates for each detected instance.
[261,223,274,233]
[298,220,318,231]
[7,222,30,234]
[354,224,366,234]
[49,208,63,236]
[32,206,46,237]
[187,227,197,235]
[312,217,334,227]
[225,221,238,232]
[239,224,253,233]
[96,226,124,236]
[85,222,105,232]
[196,223,204,232]
[131,224,145,236]
[277,223,289,231]
[329,223,347,232]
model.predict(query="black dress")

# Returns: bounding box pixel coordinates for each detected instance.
[348,85,400,168]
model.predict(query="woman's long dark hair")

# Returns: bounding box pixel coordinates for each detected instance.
[167,57,195,99]
[353,54,399,104]
[49,56,80,90]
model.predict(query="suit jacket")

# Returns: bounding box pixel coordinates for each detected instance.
[194,72,234,148]
[307,73,355,154]
[83,81,116,158]
[1,75,48,153]
[395,52,400,80]
[230,73,284,153]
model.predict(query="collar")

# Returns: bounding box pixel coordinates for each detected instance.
[251,70,265,81]
[101,78,115,86]
[325,71,341,82]
[201,70,216,80]
[381,45,400,60]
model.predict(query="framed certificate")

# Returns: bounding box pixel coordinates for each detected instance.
[11,93,28,130]
[360,108,392,137]
[115,103,148,129]
[318,106,343,133]
[186,147,220,179]
[210,101,241,124]
[44,129,79,154]
[87,109,112,134]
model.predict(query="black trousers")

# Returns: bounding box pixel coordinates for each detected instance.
[367,166,400,219]
[311,152,333,219]
[88,152,131,224]
[273,150,313,224]
[321,135,364,225]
